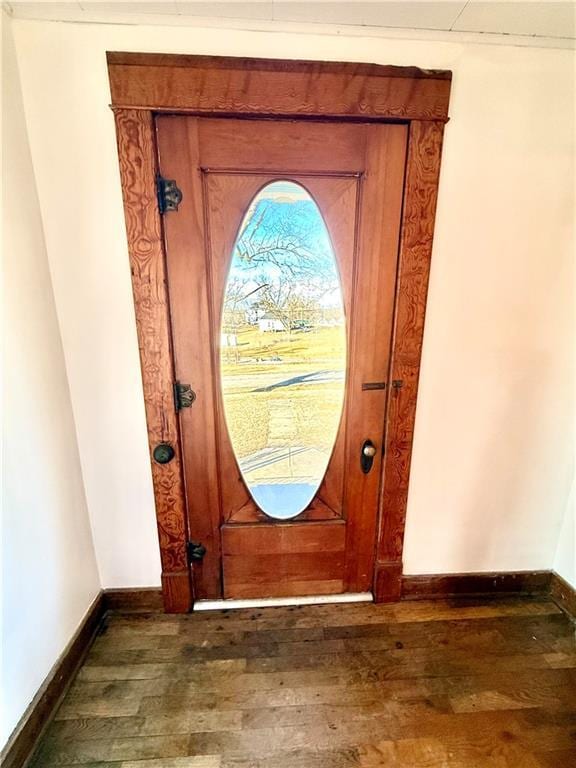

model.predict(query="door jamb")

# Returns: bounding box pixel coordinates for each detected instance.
[107,53,451,612]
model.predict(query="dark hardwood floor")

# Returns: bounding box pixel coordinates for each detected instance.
[31,597,576,767]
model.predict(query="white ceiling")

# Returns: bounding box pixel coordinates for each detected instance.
[5,1,576,47]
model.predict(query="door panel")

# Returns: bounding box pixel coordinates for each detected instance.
[205,173,357,526]
[197,119,367,173]
[222,521,346,598]
[157,116,408,600]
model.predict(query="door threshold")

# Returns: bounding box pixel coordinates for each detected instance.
[194,592,373,611]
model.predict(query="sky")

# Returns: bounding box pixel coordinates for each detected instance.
[227,180,344,309]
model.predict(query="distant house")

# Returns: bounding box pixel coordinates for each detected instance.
[258,314,286,332]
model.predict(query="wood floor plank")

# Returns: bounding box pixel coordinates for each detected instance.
[121,760,220,768]
[43,757,220,768]
[138,598,561,635]
[222,749,362,768]
[243,647,573,677]
[54,698,144,720]
[76,658,246,682]
[30,598,576,768]
[535,748,576,767]
[63,678,176,702]
[49,710,242,741]
[136,668,576,715]
[86,615,572,665]
[31,734,191,766]
[120,760,221,768]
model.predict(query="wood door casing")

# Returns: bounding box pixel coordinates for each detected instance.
[157,116,407,600]
[110,55,450,611]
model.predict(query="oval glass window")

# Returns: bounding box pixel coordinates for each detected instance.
[220,181,347,520]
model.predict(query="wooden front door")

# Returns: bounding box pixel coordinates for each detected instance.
[157,116,408,601]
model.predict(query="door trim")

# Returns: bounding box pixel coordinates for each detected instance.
[108,54,451,612]
[107,53,451,122]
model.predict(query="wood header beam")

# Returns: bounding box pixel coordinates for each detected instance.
[107,52,451,122]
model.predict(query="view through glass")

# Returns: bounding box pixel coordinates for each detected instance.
[220,181,346,519]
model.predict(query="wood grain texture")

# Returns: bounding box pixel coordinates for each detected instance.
[222,522,346,599]
[0,594,105,768]
[402,571,553,601]
[197,118,367,174]
[103,588,164,613]
[550,571,576,620]
[112,109,192,612]
[30,596,576,768]
[203,171,358,526]
[155,116,223,600]
[223,557,346,599]
[110,58,452,609]
[375,120,446,601]
[222,522,346,555]
[156,117,408,602]
[374,561,404,603]
[107,53,451,122]
[343,124,408,593]
[8,581,569,767]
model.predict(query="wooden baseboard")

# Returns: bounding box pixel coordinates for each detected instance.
[373,561,403,602]
[103,587,163,613]
[0,593,106,768]
[401,570,552,600]
[161,570,194,613]
[550,571,576,620]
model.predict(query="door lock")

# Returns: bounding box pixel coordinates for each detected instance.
[361,440,377,474]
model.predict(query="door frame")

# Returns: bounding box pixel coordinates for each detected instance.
[107,53,451,612]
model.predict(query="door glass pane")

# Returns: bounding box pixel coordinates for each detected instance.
[220,181,346,520]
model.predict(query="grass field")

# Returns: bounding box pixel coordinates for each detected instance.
[221,324,346,462]
[221,324,346,376]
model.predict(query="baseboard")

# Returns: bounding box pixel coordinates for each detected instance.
[373,561,403,602]
[401,570,552,600]
[550,571,576,620]
[101,576,574,616]
[103,586,163,613]
[0,592,106,768]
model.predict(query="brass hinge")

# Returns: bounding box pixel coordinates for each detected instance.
[157,175,182,214]
[174,381,196,411]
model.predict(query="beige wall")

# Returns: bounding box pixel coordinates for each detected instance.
[1,15,100,747]
[11,18,574,587]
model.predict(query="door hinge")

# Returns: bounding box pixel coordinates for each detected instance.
[174,381,196,411]
[157,175,183,214]
[187,541,207,563]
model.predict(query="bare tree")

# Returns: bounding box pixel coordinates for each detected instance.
[234,200,337,286]
[227,194,343,331]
